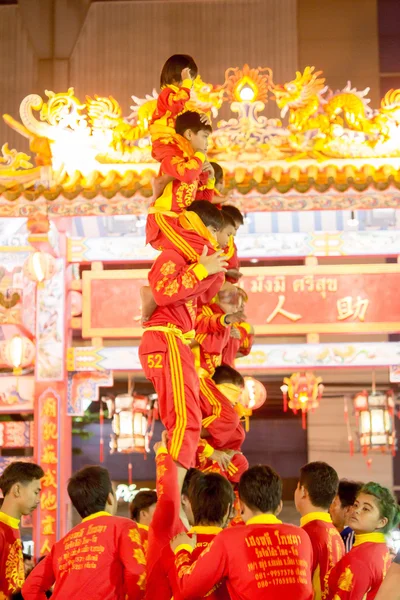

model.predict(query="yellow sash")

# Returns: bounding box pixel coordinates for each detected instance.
[144,325,195,345]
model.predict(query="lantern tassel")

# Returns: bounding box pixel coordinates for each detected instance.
[302,410,306,430]
[283,394,287,413]
[100,404,104,463]
[128,463,133,485]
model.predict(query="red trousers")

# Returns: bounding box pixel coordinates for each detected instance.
[199,377,245,451]
[139,330,202,469]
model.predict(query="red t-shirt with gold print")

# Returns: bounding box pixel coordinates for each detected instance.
[327,533,391,600]
[301,512,345,600]
[22,512,146,600]
[0,511,24,597]
[174,514,314,600]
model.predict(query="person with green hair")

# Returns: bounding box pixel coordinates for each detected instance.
[327,481,400,599]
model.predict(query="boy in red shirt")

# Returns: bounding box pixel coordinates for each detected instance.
[140,201,226,488]
[165,472,233,599]
[22,466,146,600]
[172,465,314,600]
[150,54,197,140]
[295,461,345,600]
[0,461,43,598]
[130,490,157,553]
[146,432,200,600]
[220,205,243,283]
[146,111,215,252]
[328,482,399,600]
[196,365,249,484]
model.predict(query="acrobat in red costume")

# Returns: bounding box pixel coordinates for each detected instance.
[139,214,224,469]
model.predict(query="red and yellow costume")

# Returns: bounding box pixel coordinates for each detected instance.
[222,322,254,368]
[193,302,246,474]
[146,134,211,251]
[22,513,146,600]
[174,514,314,599]
[167,526,230,599]
[137,524,149,556]
[195,177,216,202]
[139,215,224,469]
[0,511,24,597]
[146,448,186,600]
[327,533,391,600]
[300,512,345,600]
[150,80,193,134]
[196,438,248,484]
[222,237,240,283]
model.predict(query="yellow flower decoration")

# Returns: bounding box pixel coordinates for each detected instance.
[160,261,176,276]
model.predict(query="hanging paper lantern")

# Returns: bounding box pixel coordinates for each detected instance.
[0,335,35,374]
[237,377,267,432]
[281,372,323,429]
[241,377,267,411]
[108,393,158,455]
[354,390,395,456]
[23,252,57,284]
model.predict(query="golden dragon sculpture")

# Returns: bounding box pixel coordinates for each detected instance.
[269,66,400,158]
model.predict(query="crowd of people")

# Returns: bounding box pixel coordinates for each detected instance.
[1,53,400,599]
[1,455,400,599]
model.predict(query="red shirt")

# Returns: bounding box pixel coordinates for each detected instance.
[222,322,254,367]
[0,511,24,597]
[150,81,193,129]
[328,533,391,600]
[194,303,230,376]
[22,513,146,600]
[143,225,224,335]
[174,514,314,600]
[301,512,345,600]
[137,523,149,556]
[167,526,230,599]
[146,449,186,600]
[223,238,240,283]
[146,135,207,248]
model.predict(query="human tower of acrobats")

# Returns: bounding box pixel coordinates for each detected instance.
[1,54,400,600]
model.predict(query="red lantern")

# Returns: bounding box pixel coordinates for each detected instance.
[282,372,323,429]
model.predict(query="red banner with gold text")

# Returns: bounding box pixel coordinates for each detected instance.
[35,388,60,556]
[81,264,400,336]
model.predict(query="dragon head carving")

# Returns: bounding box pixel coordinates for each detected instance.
[270,66,328,118]
[186,76,224,118]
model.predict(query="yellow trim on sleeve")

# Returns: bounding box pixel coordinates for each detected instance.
[206,177,216,190]
[203,443,215,458]
[192,263,209,280]
[182,79,194,90]
[156,447,168,457]
[174,543,194,555]
[137,523,149,531]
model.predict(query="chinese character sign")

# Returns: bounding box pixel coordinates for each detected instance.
[36,389,60,556]
[239,267,400,334]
